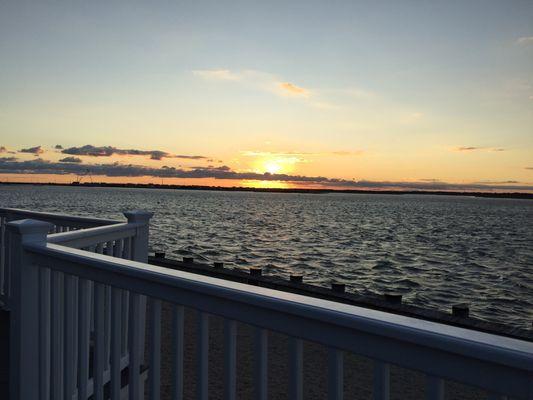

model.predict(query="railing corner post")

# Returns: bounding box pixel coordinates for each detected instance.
[7,219,52,400]
[123,210,153,263]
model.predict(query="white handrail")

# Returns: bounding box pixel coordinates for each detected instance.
[24,241,533,398]
[47,222,138,248]
[0,207,118,228]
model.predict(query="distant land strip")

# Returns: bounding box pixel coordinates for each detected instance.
[1,181,532,200]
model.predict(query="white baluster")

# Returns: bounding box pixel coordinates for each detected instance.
[172,305,184,400]
[149,298,162,400]
[289,337,303,400]
[94,283,106,400]
[373,362,390,400]
[224,319,236,400]
[426,376,444,400]
[129,293,143,400]
[328,348,343,400]
[64,274,76,399]
[78,278,91,400]
[111,287,123,400]
[39,267,51,400]
[197,311,209,400]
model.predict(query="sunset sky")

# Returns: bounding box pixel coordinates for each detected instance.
[1,1,532,191]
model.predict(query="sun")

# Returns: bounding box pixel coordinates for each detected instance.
[263,160,283,174]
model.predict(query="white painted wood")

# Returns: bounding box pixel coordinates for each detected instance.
[426,376,444,400]
[172,305,184,400]
[111,287,123,400]
[0,217,5,297]
[0,207,117,228]
[129,293,143,400]
[328,348,343,400]
[26,241,533,399]
[289,337,303,400]
[254,328,268,400]
[224,319,236,400]
[123,236,132,260]
[197,311,209,400]
[121,290,129,356]
[4,208,533,400]
[78,278,91,400]
[104,285,112,373]
[149,298,162,400]
[96,242,104,254]
[94,283,106,400]
[39,267,51,400]
[373,362,390,400]
[64,274,77,399]
[51,270,63,400]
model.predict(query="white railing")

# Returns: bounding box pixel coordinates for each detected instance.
[3,209,152,400]
[4,213,533,400]
[0,207,118,308]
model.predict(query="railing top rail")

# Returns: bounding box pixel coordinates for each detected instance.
[26,242,533,373]
[47,222,139,246]
[0,207,119,227]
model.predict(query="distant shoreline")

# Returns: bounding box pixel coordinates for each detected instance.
[2,181,533,200]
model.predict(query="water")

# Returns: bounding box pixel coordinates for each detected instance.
[1,185,532,329]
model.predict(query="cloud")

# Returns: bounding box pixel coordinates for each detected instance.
[19,145,44,154]
[0,158,531,191]
[59,156,82,163]
[454,146,506,152]
[0,156,18,162]
[194,69,313,101]
[278,82,309,97]
[516,36,533,45]
[62,145,207,160]
[456,146,481,151]
[526,167,533,170]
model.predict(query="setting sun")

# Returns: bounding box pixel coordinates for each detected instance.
[263,160,283,174]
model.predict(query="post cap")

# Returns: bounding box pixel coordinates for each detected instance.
[123,210,154,223]
[384,293,403,304]
[331,282,346,293]
[290,274,303,284]
[7,219,53,243]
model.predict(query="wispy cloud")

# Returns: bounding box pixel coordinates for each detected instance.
[192,69,240,81]
[454,146,506,152]
[278,82,309,97]
[2,158,529,191]
[242,150,363,157]
[193,69,316,102]
[456,146,481,151]
[516,36,533,45]
[61,145,207,161]
[19,145,44,154]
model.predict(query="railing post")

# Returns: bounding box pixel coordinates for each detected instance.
[123,210,153,379]
[7,219,52,400]
[123,211,153,263]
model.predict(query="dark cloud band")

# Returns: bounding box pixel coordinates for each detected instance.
[0,158,531,191]
[61,144,207,160]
